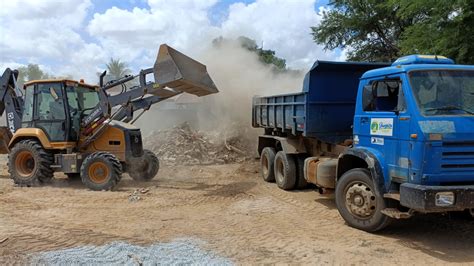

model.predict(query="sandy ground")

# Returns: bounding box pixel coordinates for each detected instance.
[0,159,473,264]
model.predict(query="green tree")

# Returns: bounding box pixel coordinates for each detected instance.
[312,0,474,64]
[213,36,287,70]
[105,58,130,80]
[17,64,51,86]
[311,0,412,62]
[396,0,474,64]
[237,36,287,70]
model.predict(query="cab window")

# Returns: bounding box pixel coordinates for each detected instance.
[22,85,34,122]
[363,79,405,112]
[36,83,66,120]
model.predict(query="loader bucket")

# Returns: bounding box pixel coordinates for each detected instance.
[153,44,218,97]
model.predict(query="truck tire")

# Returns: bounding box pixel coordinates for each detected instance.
[8,139,54,186]
[128,149,159,182]
[80,152,122,191]
[260,147,276,182]
[274,151,297,190]
[335,168,392,232]
[296,155,308,189]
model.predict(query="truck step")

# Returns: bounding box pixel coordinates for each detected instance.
[381,208,414,219]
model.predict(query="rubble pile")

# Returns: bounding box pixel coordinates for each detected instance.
[144,123,253,165]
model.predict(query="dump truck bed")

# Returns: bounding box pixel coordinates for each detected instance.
[252,61,389,144]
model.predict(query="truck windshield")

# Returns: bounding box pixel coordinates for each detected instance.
[409,70,474,116]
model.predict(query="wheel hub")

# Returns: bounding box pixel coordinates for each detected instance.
[275,158,284,183]
[15,151,35,178]
[262,156,269,176]
[345,182,376,218]
[88,162,109,184]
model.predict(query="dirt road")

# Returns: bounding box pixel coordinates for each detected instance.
[0,160,473,264]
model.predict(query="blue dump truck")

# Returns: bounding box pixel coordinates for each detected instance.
[252,55,474,232]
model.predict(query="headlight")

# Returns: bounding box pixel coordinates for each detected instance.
[435,192,455,206]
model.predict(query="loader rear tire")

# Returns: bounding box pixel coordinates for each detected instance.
[8,139,54,187]
[128,149,159,182]
[81,152,122,191]
[260,147,276,182]
[274,151,297,190]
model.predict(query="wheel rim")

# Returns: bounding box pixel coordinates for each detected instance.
[275,157,284,184]
[262,155,269,176]
[15,151,36,178]
[88,162,110,184]
[344,181,377,219]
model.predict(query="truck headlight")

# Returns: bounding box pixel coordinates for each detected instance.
[435,192,455,206]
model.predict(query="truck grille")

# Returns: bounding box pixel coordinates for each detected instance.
[441,141,474,171]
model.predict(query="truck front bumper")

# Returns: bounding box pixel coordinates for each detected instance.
[400,183,474,212]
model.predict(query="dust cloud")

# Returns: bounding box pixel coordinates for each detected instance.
[136,39,306,154]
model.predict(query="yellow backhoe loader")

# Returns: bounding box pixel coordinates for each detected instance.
[0,44,218,191]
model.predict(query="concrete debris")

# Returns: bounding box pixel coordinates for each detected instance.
[128,188,151,202]
[144,123,253,166]
[32,239,232,265]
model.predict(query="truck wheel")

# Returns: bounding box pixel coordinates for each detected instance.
[128,149,159,181]
[8,139,54,186]
[80,152,122,191]
[260,147,276,182]
[274,151,297,190]
[335,168,392,232]
[296,155,308,189]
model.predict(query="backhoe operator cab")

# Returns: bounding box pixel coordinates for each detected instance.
[8,79,158,191]
[19,80,99,142]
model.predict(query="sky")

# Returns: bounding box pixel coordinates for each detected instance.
[0,0,341,82]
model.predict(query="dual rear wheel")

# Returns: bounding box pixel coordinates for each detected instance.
[259,147,391,232]
[259,147,307,190]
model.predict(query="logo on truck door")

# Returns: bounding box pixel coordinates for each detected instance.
[370,118,393,136]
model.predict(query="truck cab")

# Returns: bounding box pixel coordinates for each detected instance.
[350,55,474,213]
[253,54,474,232]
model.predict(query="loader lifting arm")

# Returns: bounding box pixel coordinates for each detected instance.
[79,43,219,148]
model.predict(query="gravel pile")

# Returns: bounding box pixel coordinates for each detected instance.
[32,239,232,265]
[144,123,252,166]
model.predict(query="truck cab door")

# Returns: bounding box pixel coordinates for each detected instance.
[356,76,409,187]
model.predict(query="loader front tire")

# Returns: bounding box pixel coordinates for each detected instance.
[81,152,122,191]
[128,149,159,182]
[8,139,54,186]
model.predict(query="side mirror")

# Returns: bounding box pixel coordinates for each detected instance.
[362,85,375,111]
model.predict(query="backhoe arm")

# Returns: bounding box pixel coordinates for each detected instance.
[0,68,24,134]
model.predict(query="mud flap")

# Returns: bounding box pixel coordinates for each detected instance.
[153,44,219,97]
